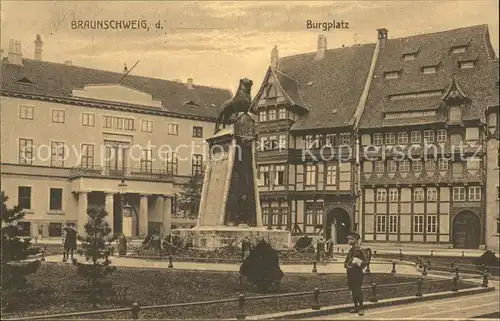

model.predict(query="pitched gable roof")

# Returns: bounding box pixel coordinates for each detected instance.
[270,44,376,131]
[0,58,232,119]
[359,24,498,128]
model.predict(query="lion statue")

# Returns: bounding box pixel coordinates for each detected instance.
[214,78,253,133]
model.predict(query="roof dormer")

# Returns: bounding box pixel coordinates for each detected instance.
[451,37,470,53]
[402,44,420,61]
[457,52,478,69]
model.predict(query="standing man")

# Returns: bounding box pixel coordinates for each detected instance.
[63,223,77,262]
[344,232,368,316]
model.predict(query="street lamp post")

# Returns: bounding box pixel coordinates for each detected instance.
[118,179,133,238]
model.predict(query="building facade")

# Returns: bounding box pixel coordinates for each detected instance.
[0,36,231,240]
[252,25,499,249]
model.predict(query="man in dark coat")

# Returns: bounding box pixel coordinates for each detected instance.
[63,224,77,262]
[344,232,368,316]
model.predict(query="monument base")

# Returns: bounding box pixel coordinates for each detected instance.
[172,226,291,250]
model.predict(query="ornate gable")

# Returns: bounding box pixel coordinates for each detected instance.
[442,77,469,103]
[72,84,163,108]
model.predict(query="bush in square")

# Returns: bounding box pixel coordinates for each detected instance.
[240,239,283,292]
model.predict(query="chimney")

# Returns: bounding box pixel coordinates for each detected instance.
[34,34,43,60]
[314,35,327,61]
[64,60,72,66]
[270,45,279,68]
[377,28,388,48]
[7,39,23,65]
[187,78,194,90]
[123,63,128,73]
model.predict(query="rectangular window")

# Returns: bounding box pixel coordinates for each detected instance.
[452,162,464,177]
[269,136,278,150]
[424,130,435,143]
[427,188,438,201]
[389,188,399,202]
[259,166,270,186]
[413,215,424,233]
[49,188,63,211]
[340,133,351,145]
[192,154,203,176]
[278,108,286,119]
[19,138,34,164]
[413,188,425,201]
[422,66,437,74]
[411,131,421,144]
[305,165,317,186]
[425,160,436,171]
[165,152,178,175]
[140,149,153,172]
[426,215,437,233]
[268,109,277,120]
[326,164,337,185]
[387,160,397,173]
[50,141,65,167]
[18,186,32,210]
[103,116,113,128]
[274,165,285,186]
[452,46,467,54]
[278,135,287,149]
[373,133,383,145]
[193,126,203,138]
[460,61,474,69]
[374,161,385,173]
[19,105,34,120]
[167,123,178,135]
[376,189,387,202]
[449,106,462,122]
[413,159,423,172]
[260,137,269,151]
[385,72,399,79]
[398,132,408,144]
[403,53,415,61]
[82,113,95,127]
[52,109,65,123]
[450,133,463,146]
[453,187,466,201]
[49,222,62,237]
[103,116,134,130]
[376,215,387,233]
[389,215,398,233]
[259,111,267,122]
[141,120,153,133]
[438,158,449,171]
[80,144,94,168]
[469,186,481,201]
[400,159,410,172]
[385,133,396,145]
[437,129,447,142]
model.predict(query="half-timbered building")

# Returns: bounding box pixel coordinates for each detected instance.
[252,25,499,249]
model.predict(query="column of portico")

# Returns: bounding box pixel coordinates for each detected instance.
[139,194,149,237]
[105,193,114,233]
[77,192,88,236]
[163,196,172,236]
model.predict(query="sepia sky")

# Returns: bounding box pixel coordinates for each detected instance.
[1,1,499,95]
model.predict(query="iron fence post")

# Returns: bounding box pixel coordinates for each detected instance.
[455,267,459,279]
[131,302,140,319]
[312,288,321,310]
[312,260,317,273]
[168,255,173,268]
[399,249,403,261]
[482,271,489,288]
[422,264,427,276]
[451,276,459,292]
[416,278,423,297]
[369,283,378,302]
[391,261,397,274]
[236,293,246,320]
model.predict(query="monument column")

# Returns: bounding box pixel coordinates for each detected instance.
[105,193,114,233]
[163,196,172,236]
[77,192,88,236]
[139,194,149,237]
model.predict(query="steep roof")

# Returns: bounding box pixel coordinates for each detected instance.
[271,44,376,131]
[359,24,498,129]
[0,58,232,119]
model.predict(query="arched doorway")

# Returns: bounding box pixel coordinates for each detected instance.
[453,211,481,249]
[325,208,351,244]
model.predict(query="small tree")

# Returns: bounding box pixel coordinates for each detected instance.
[73,208,117,307]
[240,239,283,293]
[177,174,203,219]
[1,191,40,310]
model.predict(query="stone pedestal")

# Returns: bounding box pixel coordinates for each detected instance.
[123,216,133,238]
[174,110,291,249]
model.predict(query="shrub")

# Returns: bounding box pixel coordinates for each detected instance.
[240,239,283,292]
[73,208,117,308]
[474,250,500,268]
[294,235,314,252]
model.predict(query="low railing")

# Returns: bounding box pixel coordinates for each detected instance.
[415,255,500,277]
[3,270,489,321]
[69,166,174,181]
